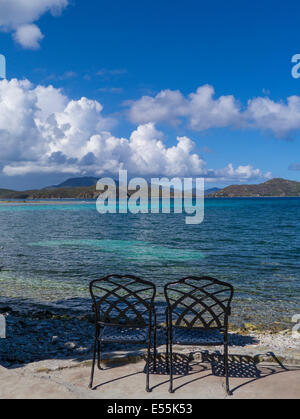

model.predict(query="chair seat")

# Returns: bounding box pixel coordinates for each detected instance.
[172,328,224,345]
[99,326,148,343]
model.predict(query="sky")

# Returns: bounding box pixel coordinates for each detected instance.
[1,0,300,190]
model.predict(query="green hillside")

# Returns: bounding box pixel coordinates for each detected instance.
[208,178,300,198]
[1,178,300,200]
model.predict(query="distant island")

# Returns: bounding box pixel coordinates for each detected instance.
[0,185,99,200]
[204,187,220,196]
[207,178,300,198]
[0,177,300,200]
[46,177,99,189]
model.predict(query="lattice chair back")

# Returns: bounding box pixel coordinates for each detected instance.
[164,276,234,330]
[90,275,156,327]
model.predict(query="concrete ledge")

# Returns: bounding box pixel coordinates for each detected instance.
[1,356,300,399]
[15,344,300,378]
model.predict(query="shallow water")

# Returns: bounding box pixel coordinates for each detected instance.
[0,198,299,329]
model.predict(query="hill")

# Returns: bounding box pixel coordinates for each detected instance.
[208,178,300,198]
[46,177,99,189]
[204,187,220,196]
[1,178,300,200]
[0,188,17,198]
[13,185,99,200]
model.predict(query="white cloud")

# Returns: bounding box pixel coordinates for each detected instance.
[128,89,188,126]
[0,79,43,162]
[128,85,241,129]
[128,85,300,139]
[0,0,69,48]
[126,124,206,176]
[0,78,270,183]
[188,85,241,130]
[210,164,272,182]
[246,95,300,138]
[13,24,44,50]
[34,84,68,120]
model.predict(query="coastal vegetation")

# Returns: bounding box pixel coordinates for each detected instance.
[0,178,300,200]
[207,178,300,198]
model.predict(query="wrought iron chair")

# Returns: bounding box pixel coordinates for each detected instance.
[164,276,234,395]
[89,275,157,391]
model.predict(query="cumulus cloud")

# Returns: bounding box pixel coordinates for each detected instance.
[128,85,300,139]
[128,85,241,130]
[13,24,44,49]
[210,164,272,182]
[128,89,188,126]
[188,86,241,130]
[246,95,300,139]
[0,0,69,48]
[0,78,270,182]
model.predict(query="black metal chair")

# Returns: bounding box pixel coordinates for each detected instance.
[89,275,157,391]
[164,276,234,395]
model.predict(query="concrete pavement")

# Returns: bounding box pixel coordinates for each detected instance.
[0,355,299,399]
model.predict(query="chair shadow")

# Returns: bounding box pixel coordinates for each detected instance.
[91,353,196,391]
[147,353,194,376]
[202,352,262,378]
[144,352,210,392]
[143,351,297,395]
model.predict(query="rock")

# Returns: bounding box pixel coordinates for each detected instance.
[243,323,257,331]
[0,306,12,313]
[51,336,59,344]
[64,342,76,349]
[279,329,291,336]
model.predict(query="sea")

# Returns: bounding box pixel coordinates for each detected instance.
[0,197,299,330]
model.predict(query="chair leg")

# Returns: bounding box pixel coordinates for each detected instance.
[146,338,152,393]
[224,342,232,396]
[97,340,103,370]
[89,338,97,389]
[169,329,174,394]
[166,328,169,374]
[153,326,157,373]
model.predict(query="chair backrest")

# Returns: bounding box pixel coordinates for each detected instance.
[89,275,156,327]
[164,276,234,330]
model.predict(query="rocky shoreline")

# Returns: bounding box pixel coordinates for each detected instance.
[0,300,299,369]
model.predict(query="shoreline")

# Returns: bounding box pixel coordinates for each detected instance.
[0,200,94,205]
[0,294,295,334]
[206,196,300,198]
[1,196,300,205]
[1,302,299,369]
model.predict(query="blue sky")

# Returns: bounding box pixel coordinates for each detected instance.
[1,0,300,189]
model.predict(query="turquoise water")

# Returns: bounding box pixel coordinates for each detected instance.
[31,239,205,262]
[0,198,299,329]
